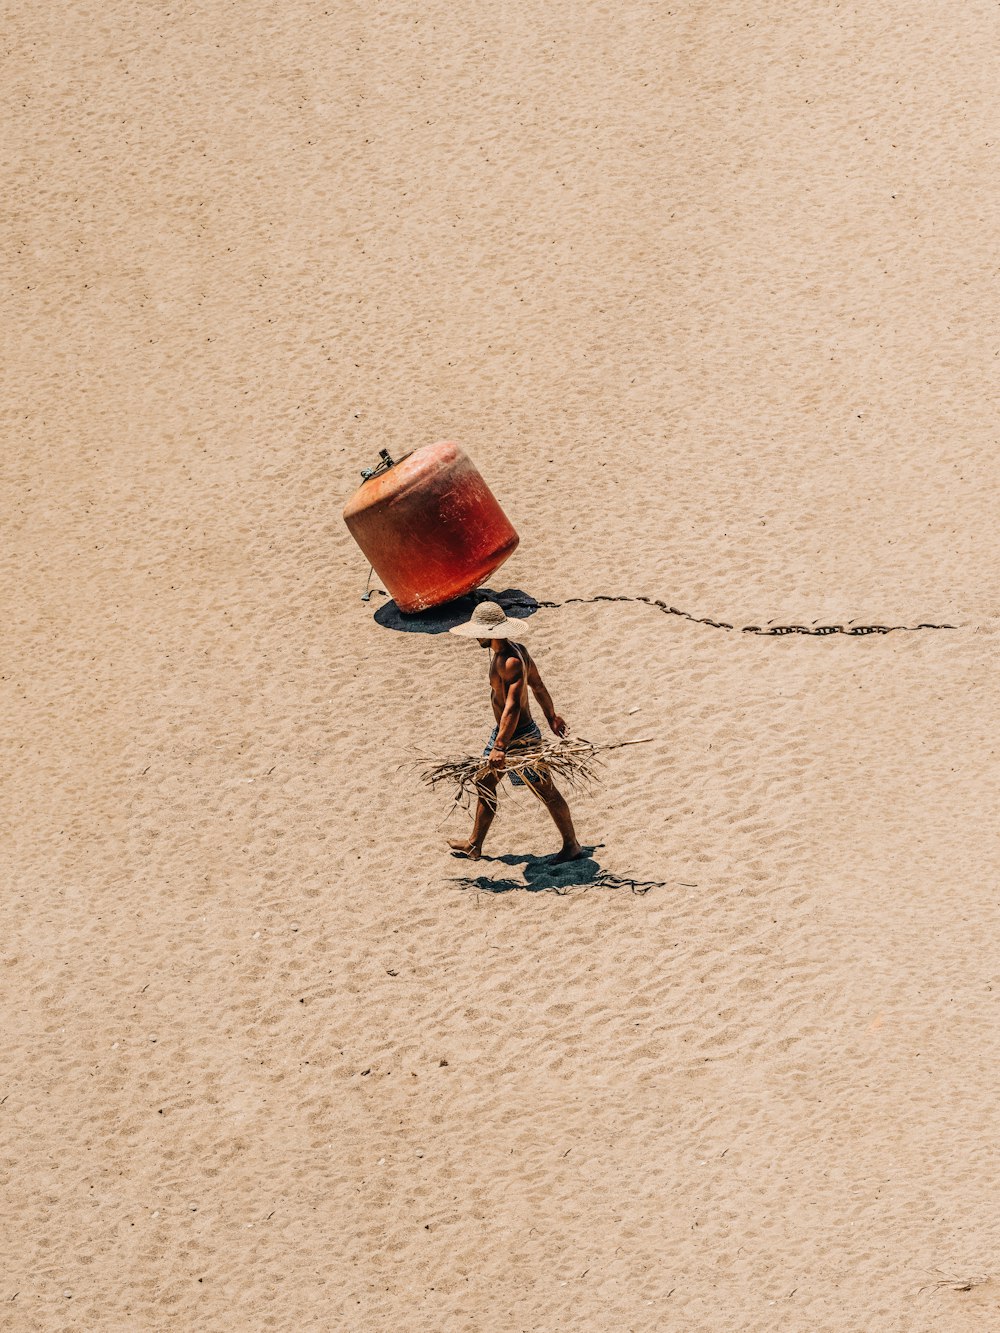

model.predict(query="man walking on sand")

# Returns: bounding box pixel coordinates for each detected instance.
[448,601,583,863]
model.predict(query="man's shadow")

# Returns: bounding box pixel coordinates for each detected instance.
[373,587,542,635]
[451,846,664,895]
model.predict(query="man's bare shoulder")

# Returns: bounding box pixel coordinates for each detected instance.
[500,650,525,675]
[516,644,541,677]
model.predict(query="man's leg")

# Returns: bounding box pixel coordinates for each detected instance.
[525,772,583,862]
[448,773,499,860]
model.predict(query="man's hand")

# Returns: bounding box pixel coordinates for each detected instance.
[549,715,567,738]
[488,746,507,770]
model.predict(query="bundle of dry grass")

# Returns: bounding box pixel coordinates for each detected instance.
[418,737,651,814]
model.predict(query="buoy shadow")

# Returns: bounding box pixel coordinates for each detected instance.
[373,587,542,635]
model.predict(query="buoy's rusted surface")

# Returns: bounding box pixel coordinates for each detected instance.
[343,441,519,612]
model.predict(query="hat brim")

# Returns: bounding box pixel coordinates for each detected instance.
[449,617,529,639]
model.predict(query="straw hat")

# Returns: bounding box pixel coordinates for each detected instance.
[449,600,530,640]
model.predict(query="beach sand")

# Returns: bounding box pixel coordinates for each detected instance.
[4,1,999,1328]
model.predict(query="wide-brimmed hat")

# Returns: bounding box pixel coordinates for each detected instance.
[449,600,530,640]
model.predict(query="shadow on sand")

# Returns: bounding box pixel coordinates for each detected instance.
[373,587,541,635]
[451,847,665,896]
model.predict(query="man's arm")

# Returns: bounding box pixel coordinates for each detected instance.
[490,658,525,765]
[526,655,567,737]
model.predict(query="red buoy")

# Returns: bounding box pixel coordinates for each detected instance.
[343,441,519,612]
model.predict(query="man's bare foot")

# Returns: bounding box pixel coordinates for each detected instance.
[550,842,584,864]
[449,838,482,860]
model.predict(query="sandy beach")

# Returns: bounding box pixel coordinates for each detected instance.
[4,1,999,1328]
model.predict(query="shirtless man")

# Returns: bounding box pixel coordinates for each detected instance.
[448,600,582,863]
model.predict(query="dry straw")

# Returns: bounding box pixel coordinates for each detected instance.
[418,736,651,815]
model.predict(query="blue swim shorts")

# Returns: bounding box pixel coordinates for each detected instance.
[484,719,543,787]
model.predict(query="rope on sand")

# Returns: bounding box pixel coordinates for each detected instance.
[368,588,955,636]
[499,593,955,636]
